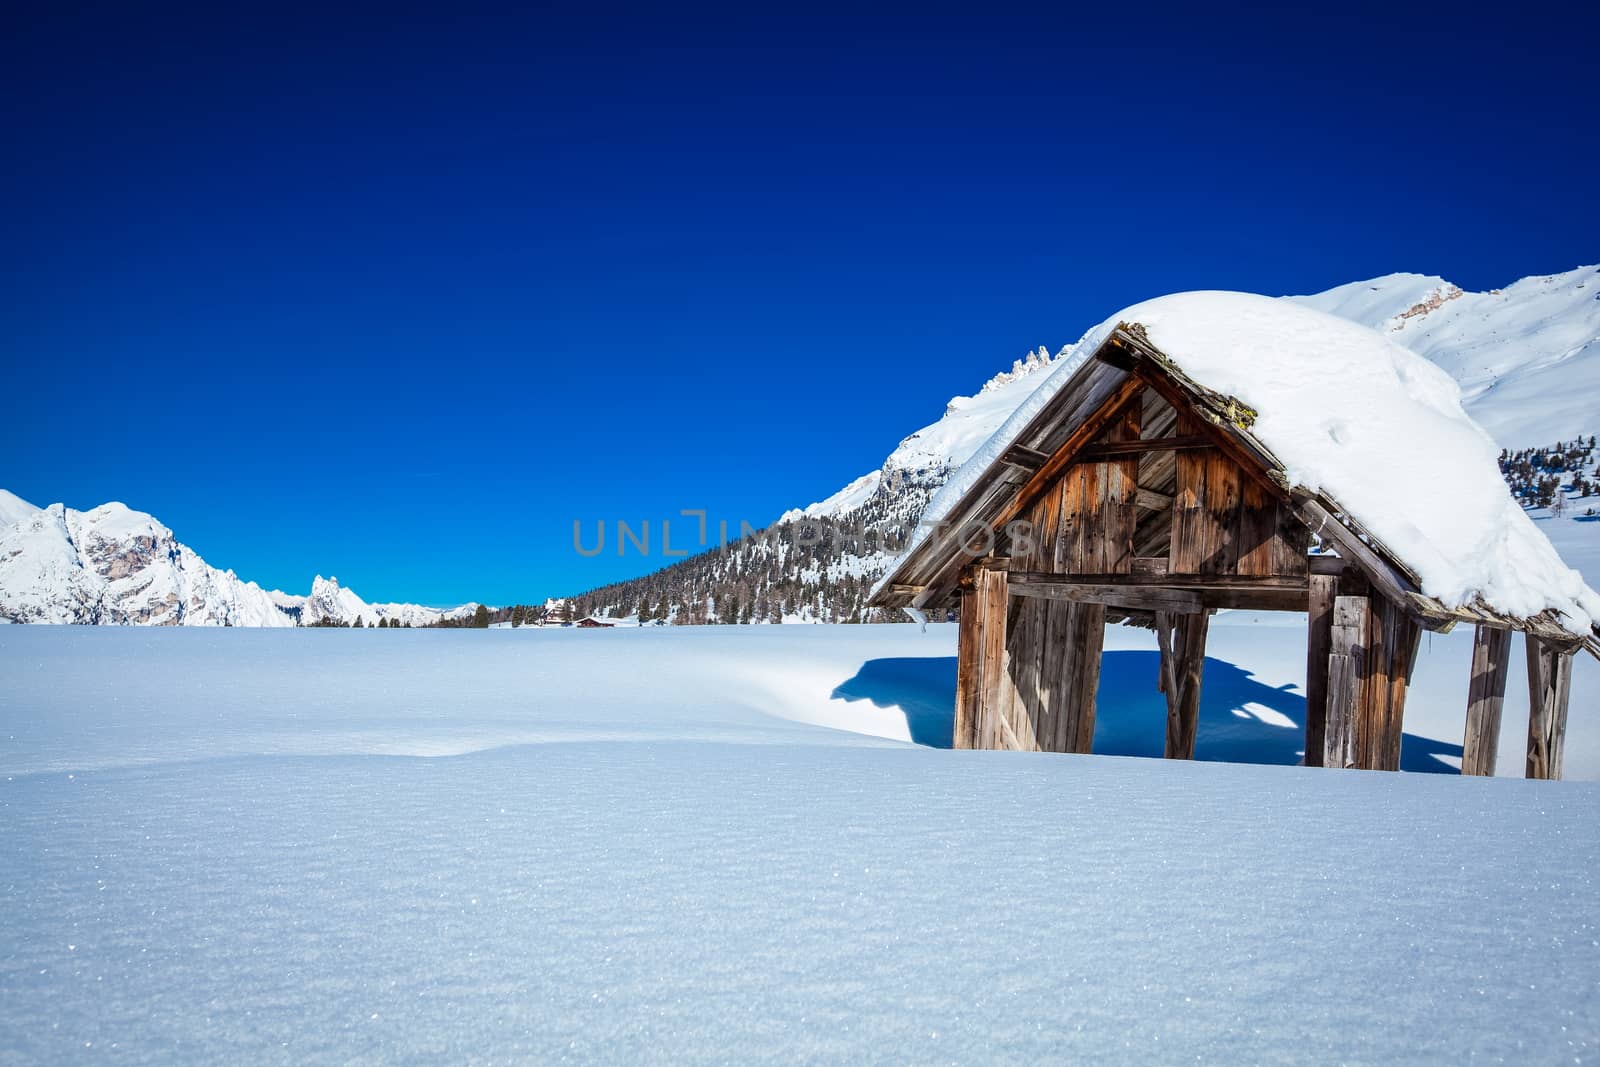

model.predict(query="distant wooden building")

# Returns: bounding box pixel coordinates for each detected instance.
[871,296,1598,778]
[576,617,615,628]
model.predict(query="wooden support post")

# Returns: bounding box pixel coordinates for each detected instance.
[1156,610,1209,760]
[1304,573,1338,767]
[1324,595,1366,769]
[1461,625,1512,776]
[1360,595,1422,771]
[953,583,981,750]
[1525,635,1575,780]
[975,564,1012,750]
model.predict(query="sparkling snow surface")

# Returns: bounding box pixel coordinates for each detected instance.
[3,624,1599,1063]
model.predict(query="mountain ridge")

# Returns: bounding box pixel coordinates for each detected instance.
[0,497,475,627]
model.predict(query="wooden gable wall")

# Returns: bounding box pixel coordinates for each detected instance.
[1005,386,1308,584]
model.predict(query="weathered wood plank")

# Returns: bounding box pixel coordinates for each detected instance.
[1100,401,1141,575]
[1068,604,1105,753]
[1000,443,1051,471]
[1170,413,1209,575]
[1010,580,1205,613]
[1135,487,1173,511]
[1200,449,1242,574]
[1325,595,1367,769]
[1361,595,1421,772]
[1157,610,1209,759]
[976,565,1010,750]
[1234,476,1278,577]
[954,581,980,749]
[1013,594,1046,750]
[1461,625,1512,776]
[1078,461,1103,573]
[1304,573,1338,767]
[1526,635,1575,780]
[1006,571,1309,591]
[1270,500,1311,577]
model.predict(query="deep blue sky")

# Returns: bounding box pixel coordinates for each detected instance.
[3,4,1596,605]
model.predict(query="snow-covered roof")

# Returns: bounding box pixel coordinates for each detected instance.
[876,291,1600,637]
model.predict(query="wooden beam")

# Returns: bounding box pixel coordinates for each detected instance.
[1525,635,1575,780]
[1073,435,1212,462]
[1006,570,1308,592]
[1156,610,1209,759]
[1324,595,1367,769]
[999,443,1051,471]
[1304,573,1338,767]
[1094,336,1141,371]
[1134,487,1173,511]
[1009,577,1303,614]
[1010,580,1204,614]
[1461,625,1512,776]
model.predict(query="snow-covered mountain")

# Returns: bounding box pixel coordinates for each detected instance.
[0,493,473,627]
[570,266,1600,624]
[1292,266,1600,447]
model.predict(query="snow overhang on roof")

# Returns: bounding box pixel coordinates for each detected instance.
[871,292,1600,650]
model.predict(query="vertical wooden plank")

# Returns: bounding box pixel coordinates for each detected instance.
[953,582,981,749]
[1003,593,1041,751]
[1158,611,1209,759]
[1073,604,1106,753]
[1270,501,1311,576]
[1526,635,1575,780]
[1048,601,1104,754]
[1200,450,1240,574]
[1304,573,1337,767]
[1057,468,1084,574]
[1234,477,1277,577]
[1032,598,1062,752]
[1100,402,1141,575]
[1170,415,1208,575]
[1325,595,1367,769]
[976,565,1009,750]
[1077,461,1102,573]
[1461,625,1512,776]
[1360,595,1420,772]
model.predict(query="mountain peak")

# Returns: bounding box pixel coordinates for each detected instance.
[0,489,41,529]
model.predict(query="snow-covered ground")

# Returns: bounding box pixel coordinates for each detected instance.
[3,624,1598,1061]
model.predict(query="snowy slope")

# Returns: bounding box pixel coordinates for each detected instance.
[0,495,469,627]
[1,625,1596,1061]
[1292,265,1600,447]
[0,489,39,528]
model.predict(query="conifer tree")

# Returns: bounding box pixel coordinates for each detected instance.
[472,604,490,628]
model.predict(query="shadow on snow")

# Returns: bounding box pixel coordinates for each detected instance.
[831,651,1462,773]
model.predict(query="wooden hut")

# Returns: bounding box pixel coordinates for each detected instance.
[870,293,1599,778]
